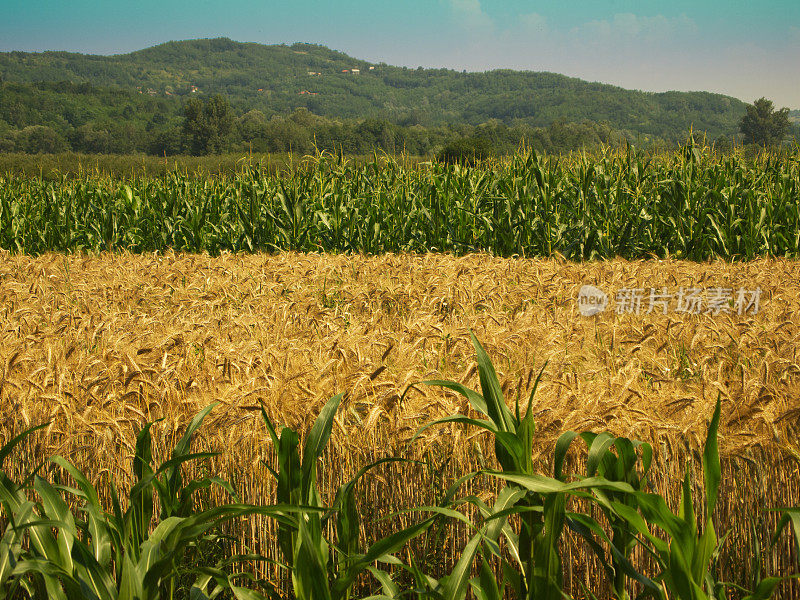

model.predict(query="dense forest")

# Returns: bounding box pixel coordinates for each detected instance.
[0,38,796,156]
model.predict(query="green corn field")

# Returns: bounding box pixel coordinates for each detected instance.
[1,143,799,259]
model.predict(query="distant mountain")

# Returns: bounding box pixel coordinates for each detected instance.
[0,37,749,140]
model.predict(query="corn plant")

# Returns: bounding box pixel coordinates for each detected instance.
[405,335,797,600]
[408,332,637,600]
[0,406,297,600]
[565,432,659,599]
[260,393,436,600]
[775,507,800,566]
[771,507,800,591]
[363,483,526,600]
[603,398,784,600]
[0,423,51,599]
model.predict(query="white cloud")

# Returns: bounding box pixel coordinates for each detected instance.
[574,13,698,44]
[518,12,547,33]
[447,0,494,33]
[406,8,799,106]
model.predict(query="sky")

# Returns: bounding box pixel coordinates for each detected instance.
[1,0,799,108]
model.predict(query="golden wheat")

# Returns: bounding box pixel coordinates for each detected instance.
[1,250,798,592]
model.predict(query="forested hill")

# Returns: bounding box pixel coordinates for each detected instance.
[0,37,748,140]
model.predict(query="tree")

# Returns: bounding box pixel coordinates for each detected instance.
[17,126,68,154]
[71,123,112,154]
[436,136,495,165]
[739,97,790,147]
[147,127,183,156]
[182,94,234,155]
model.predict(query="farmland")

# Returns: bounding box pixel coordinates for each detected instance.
[0,146,799,598]
[1,248,799,596]
[0,144,799,259]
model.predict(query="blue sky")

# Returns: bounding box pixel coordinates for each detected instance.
[2,0,798,107]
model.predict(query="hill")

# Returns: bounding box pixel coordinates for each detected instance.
[0,37,787,156]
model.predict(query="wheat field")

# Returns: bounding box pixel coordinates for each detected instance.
[1,250,798,592]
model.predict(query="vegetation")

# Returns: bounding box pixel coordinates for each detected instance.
[182,95,235,155]
[0,407,294,600]
[436,137,495,165]
[1,248,799,596]
[1,35,798,600]
[4,38,797,157]
[739,97,792,147]
[0,79,647,158]
[0,151,295,179]
[1,142,799,259]
[1,336,798,599]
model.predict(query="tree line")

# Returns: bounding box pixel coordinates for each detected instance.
[0,87,646,157]
[0,82,795,158]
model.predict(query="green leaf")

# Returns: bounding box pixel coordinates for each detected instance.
[69,540,117,600]
[469,332,515,434]
[302,393,344,504]
[0,422,49,471]
[470,555,502,600]
[703,397,722,515]
[32,476,75,573]
[366,566,401,599]
[553,431,580,480]
[294,519,332,600]
[489,472,634,496]
[50,457,112,567]
[772,507,800,562]
[335,516,436,598]
[741,577,784,600]
[410,415,499,449]
[585,433,615,477]
[443,532,483,600]
[331,457,404,572]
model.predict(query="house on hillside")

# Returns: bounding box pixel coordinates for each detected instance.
[351,68,360,75]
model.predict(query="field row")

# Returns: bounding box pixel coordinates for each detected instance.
[1,145,799,258]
